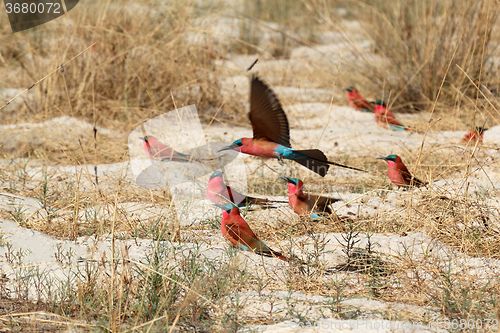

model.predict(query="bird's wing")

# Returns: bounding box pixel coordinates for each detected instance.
[222,221,240,247]
[226,186,248,206]
[301,193,339,214]
[400,168,426,187]
[249,76,291,147]
[354,99,373,111]
[224,219,261,250]
[225,219,289,261]
[352,92,373,111]
[383,110,405,127]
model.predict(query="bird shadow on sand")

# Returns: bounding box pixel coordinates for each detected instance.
[322,248,396,277]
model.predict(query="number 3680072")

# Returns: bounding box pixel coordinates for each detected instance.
[5,2,61,14]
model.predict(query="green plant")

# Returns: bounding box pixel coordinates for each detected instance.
[324,274,348,315]
[336,219,361,267]
[37,173,60,224]
[9,205,27,227]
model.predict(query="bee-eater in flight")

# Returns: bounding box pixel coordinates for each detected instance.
[218,76,365,177]
[377,155,426,188]
[215,203,292,262]
[344,87,374,112]
[207,171,282,207]
[140,135,201,162]
[280,176,341,220]
[463,127,487,143]
[374,100,414,131]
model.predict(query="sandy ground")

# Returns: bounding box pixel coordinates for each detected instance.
[1,106,499,331]
[1,15,500,333]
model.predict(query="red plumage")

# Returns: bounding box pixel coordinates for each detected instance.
[374,102,407,130]
[463,127,486,143]
[206,172,278,206]
[378,155,426,188]
[220,206,289,262]
[346,88,373,112]
[141,136,200,162]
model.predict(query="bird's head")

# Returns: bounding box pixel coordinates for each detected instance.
[209,170,224,180]
[218,139,243,153]
[373,100,387,114]
[139,135,160,145]
[377,154,399,165]
[280,176,304,193]
[475,127,488,134]
[139,135,153,150]
[213,203,238,214]
[208,170,226,193]
[343,86,355,92]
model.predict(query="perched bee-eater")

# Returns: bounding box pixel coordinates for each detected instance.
[377,155,426,188]
[280,176,341,220]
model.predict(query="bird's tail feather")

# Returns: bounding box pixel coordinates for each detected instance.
[247,196,287,206]
[389,125,422,133]
[258,249,289,262]
[406,127,423,134]
[389,125,407,131]
[294,149,330,177]
[295,149,366,175]
[258,249,306,264]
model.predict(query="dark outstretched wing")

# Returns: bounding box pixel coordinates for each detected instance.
[249,76,291,147]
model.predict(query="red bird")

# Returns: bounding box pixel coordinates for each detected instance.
[344,87,374,112]
[140,135,200,162]
[280,176,341,220]
[374,100,410,131]
[463,127,487,143]
[216,203,291,262]
[206,171,282,207]
[377,155,426,188]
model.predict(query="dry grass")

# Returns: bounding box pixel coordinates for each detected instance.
[304,0,500,132]
[0,0,226,126]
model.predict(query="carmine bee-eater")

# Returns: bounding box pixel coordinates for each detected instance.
[218,76,365,177]
[377,155,426,188]
[374,100,412,131]
[463,127,487,143]
[280,176,341,220]
[140,135,201,162]
[215,203,291,262]
[344,87,374,112]
[207,171,283,207]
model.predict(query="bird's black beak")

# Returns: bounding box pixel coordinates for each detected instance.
[342,87,347,91]
[217,144,236,153]
[279,176,292,183]
[376,157,388,161]
[139,137,147,141]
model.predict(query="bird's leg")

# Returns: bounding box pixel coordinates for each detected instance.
[276,153,284,166]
